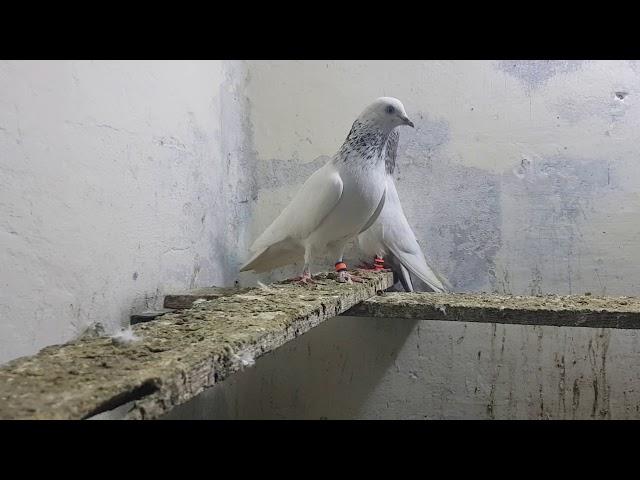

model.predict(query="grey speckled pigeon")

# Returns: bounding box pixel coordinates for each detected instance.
[357,128,451,292]
[240,97,414,284]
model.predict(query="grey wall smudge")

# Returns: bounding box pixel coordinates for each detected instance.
[553,89,632,126]
[499,154,614,295]
[216,60,258,286]
[496,60,587,90]
[254,155,331,192]
[395,112,450,166]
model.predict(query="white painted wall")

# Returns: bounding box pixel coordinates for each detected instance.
[241,61,640,296]
[4,59,640,421]
[0,60,253,363]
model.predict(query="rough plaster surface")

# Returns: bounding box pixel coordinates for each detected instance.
[0,60,253,363]
[164,316,640,420]
[240,60,640,296]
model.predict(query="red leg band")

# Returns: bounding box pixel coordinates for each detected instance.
[374,256,384,271]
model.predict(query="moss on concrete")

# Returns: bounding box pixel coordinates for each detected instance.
[0,270,393,420]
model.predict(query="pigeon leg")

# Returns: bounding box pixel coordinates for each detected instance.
[335,261,364,283]
[329,242,363,283]
[290,244,317,285]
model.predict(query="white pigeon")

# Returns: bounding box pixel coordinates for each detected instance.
[240,97,415,283]
[357,129,451,293]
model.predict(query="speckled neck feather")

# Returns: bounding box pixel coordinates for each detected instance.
[384,129,399,175]
[335,120,393,166]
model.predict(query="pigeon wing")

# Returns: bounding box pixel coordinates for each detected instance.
[358,185,386,234]
[240,162,344,272]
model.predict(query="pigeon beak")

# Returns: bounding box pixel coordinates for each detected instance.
[403,117,415,128]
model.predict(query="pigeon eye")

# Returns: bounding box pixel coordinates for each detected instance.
[386,105,395,114]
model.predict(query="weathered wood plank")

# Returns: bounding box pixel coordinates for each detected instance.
[344,292,640,329]
[163,287,251,309]
[0,271,393,420]
[130,309,176,325]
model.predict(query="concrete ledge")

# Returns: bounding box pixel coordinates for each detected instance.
[0,270,393,420]
[344,292,640,329]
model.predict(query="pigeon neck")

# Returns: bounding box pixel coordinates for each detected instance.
[384,129,399,175]
[336,119,393,166]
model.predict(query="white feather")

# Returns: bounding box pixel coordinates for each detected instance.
[111,327,141,346]
[232,350,256,369]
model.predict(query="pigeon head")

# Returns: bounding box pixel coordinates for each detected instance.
[359,97,414,130]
